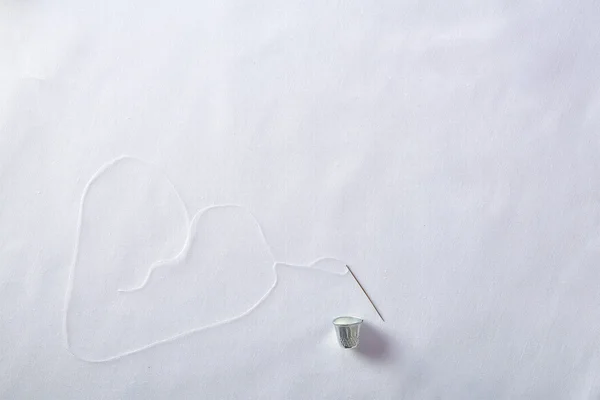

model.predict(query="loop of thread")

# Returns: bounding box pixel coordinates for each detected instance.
[63,155,349,363]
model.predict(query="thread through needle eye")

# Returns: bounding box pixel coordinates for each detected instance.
[346,265,385,322]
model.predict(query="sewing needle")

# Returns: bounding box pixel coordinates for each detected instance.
[346,265,385,322]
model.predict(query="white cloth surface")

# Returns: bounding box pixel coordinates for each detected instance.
[1,0,600,398]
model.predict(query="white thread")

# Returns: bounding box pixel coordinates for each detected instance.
[64,156,349,363]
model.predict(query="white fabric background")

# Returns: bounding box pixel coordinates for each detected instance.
[1,0,600,398]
